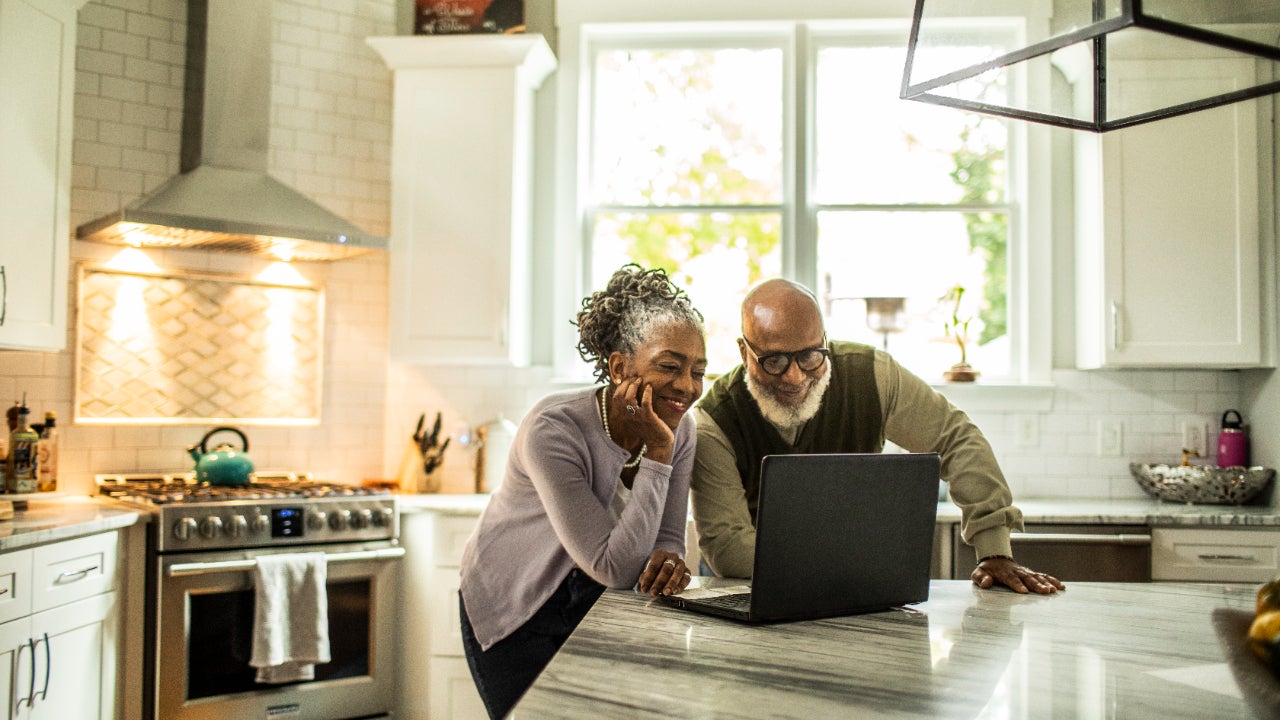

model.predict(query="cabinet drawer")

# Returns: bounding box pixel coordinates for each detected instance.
[433,515,478,568]
[32,532,118,610]
[0,550,32,624]
[1152,528,1280,582]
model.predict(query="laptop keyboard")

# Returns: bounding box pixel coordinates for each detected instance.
[692,592,751,611]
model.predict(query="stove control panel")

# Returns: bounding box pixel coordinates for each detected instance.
[156,496,398,552]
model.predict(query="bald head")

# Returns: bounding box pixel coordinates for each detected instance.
[742,279,825,346]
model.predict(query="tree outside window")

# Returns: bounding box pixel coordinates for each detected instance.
[587,31,1013,381]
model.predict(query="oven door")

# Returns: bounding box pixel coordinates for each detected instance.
[154,541,404,720]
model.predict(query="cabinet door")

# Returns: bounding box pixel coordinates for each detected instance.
[427,656,487,720]
[374,36,555,366]
[0,615,33,720]
[1075,58,1264,368]
[0,0,78,351]
[28,591,117,720]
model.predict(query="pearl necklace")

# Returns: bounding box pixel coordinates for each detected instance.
[599,386,646,470]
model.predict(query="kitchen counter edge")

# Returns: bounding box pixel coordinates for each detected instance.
[0,496,145,552]
[397,493,1280,526]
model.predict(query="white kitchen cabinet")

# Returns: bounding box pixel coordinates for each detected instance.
[0,531,119,719]
[1152,527,1280,583]
[0,0,87,351]
[369,35,556,366]
[397,509,486,720]
[1074,57,1270,368]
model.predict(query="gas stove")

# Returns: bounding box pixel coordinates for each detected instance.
[96,472,398,553]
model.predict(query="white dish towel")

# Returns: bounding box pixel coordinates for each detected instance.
[250,552,331,684]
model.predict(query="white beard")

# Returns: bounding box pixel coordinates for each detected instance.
[745,362,833,433]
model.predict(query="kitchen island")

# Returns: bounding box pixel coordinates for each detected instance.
[515,578,1265,719]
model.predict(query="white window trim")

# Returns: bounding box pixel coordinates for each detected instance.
[551,0,1055,409]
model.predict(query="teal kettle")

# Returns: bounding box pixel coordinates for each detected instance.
[188,426,255,486]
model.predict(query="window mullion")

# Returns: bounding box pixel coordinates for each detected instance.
[790,23,817,290]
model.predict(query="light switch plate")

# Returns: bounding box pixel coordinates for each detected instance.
[1015,414,1040,448]
[1180,422,1207,456]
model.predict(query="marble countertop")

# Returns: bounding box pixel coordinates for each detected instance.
[399,493,1280,527]
[0,495,144,552]
[517,578,1264,719]
[398,492,491,515]
[938,498,1280,526]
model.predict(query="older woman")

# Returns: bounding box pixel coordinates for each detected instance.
[458,264,707,719]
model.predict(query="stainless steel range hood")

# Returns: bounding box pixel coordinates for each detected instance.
[76,0,387,262]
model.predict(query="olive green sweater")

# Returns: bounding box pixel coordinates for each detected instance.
[691,344,1021,578]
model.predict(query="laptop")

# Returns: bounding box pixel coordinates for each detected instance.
[662,452,941,623]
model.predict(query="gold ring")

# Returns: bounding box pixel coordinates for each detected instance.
[626,404,638,415]
[663,559,676,567]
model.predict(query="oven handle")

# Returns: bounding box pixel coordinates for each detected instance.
[166,547,406,578]
[1011,532,1152,545]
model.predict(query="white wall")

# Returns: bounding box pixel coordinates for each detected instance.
[0,0,395,495]
[0,0,1263,505]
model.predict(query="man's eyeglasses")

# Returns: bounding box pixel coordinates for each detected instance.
[741,337,830,377]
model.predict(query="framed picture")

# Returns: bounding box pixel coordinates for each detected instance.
[414,0,524,35]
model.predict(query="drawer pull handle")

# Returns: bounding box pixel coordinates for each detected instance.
[55,565,99,583]
[35,632,49,703]
[167,546,405,578]
[1197,553,1255,562]
[13,640,29,711]
[1011,532,1151,546]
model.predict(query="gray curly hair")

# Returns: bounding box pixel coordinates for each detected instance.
[574,264,704,384]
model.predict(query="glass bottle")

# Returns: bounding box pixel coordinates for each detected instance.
[6,404,38,494]
[36,411,57,492]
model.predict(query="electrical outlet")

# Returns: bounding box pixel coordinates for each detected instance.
[1015,414,1040,448]
[1099,420,1123,457]
[1181,422,1207,456]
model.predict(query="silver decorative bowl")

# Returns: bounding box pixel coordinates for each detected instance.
[1129,463,1275,505]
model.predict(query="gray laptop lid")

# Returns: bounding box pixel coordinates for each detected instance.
[748,452,941,621]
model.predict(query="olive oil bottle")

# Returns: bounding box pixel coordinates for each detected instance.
[6,402,37,494]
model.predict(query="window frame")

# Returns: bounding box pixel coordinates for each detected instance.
[552,1,1055,409]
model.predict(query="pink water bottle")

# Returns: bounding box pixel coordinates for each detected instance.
[1218,409,1249,467]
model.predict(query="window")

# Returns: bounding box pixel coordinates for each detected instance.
[558,5,1051,392]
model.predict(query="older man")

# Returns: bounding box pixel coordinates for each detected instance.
[691,278,1062,594]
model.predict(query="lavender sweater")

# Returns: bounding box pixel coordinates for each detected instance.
[459,386,694,650]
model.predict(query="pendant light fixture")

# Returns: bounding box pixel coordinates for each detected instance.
[901,1,1280,132]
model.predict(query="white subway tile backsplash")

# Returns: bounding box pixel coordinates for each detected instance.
[119,146,169,174]
[101,75,147,102]
[124,12,173,40]
[81,3,127,31]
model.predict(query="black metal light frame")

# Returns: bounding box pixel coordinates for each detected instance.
[901,0,1280,132]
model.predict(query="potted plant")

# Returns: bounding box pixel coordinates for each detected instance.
[941,285,979,382]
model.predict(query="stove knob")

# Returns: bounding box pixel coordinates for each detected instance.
[351,509,372,530]
[371,507,393,527]
[307,510,327,531]
[329,510,351,531]
[199,516,224,540]
[227,515,248,538]
[251,514,270,534]
[173,517,198,541]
